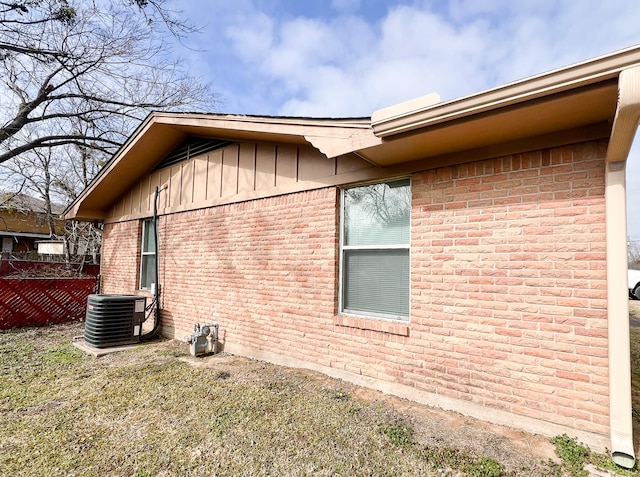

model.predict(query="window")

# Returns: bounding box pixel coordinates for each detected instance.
[140,219,156,290]
[2,237,13,253]
[340,179,410,320]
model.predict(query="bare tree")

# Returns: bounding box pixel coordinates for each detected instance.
[1,0,217,261]
[629,239,640,269]
[3,127,119,262]
[0,181,25,208]
[0,0,216,165]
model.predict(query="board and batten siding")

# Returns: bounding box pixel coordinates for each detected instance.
[106,141,376,223]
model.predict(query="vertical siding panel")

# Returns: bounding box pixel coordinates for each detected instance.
[130,181,141,214]
[181,160,194,206]
[139,175,149,215]
[169,165,182,207]
[108,201,118,219]
[208,149,223,200]
[141,177,149,213]
[256,144,276,189]
[159,168,171,211]
[122,190,133,216]
[146,171,162,215]
[222,144,240,197]
[238,143,256,193]
[120,195,127,217]
[145,172,158,215]
[193,155,208,203]
[275,145,298,187]
[298,147,335,181]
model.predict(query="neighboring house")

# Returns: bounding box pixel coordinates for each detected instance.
[35,240,66,255]
[65,46,640,466]
[0,193,65,254]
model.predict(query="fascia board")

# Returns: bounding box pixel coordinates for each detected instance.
[0,231,51,239]
[151,112,371,131]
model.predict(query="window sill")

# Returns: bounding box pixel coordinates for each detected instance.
[333,315,409,337]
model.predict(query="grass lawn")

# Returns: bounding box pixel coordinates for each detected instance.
[1,321,639,476]
[628,300,640,452]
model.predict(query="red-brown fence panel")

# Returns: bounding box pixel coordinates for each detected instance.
[0,259,99,277]
[0,278,98,330]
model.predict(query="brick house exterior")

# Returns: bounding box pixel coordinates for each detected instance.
[67,47,640,464]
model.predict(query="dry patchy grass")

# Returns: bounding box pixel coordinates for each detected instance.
[0,321,628,477]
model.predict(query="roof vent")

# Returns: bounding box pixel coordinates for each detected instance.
[154,137,232,171]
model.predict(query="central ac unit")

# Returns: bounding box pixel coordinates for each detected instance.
[84,294,146,348]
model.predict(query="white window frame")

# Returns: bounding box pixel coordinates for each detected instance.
[139,218,156,290]
[339,178,411,321]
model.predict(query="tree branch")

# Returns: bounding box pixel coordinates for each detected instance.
[0,41,70,57]
[0,134,120,164]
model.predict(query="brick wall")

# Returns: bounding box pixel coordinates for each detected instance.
[101,220,141,294]
[409,142,609,437]
[101,140,609,443]
[157,188,339,357]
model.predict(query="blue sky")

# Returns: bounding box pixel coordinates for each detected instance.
[167,0,640,238]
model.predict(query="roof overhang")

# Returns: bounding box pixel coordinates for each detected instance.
[65,45,640,222]
[64,114,378,221]
[0,231,51,239]
[359,45,640,166]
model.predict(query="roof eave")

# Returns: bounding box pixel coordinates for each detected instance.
[0,231,51,239]
[372,45,640,138]
[64,113,378,221]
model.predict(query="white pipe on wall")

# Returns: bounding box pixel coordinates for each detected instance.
[605,161,635,468]
[605,65,640,469]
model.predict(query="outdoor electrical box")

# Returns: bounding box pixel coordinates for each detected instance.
[84,294,146,348]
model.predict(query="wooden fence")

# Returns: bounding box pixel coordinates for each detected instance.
[0,277,98,330]
[0,257,99,277]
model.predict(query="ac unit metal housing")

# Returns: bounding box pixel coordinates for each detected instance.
[84,294,146,348]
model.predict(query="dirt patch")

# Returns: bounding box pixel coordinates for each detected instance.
[179,341,558,473]
[1,323,620,476]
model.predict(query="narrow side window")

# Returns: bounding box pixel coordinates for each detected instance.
[139,218,156,290]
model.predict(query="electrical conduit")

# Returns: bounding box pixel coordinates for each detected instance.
[141,184,165,340]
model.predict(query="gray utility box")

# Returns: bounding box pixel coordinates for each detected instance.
[84,294,146,348]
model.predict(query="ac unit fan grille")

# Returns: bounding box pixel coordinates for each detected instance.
[84,294,146,348]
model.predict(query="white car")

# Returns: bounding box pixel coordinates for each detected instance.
[629,269,640,299]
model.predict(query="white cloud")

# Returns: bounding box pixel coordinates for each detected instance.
[177,0,640,116]
[222,4,489,115]
[172,0,640,238]
[265,18,342,79]
[224,11,274,62]
[220,1,640,117]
